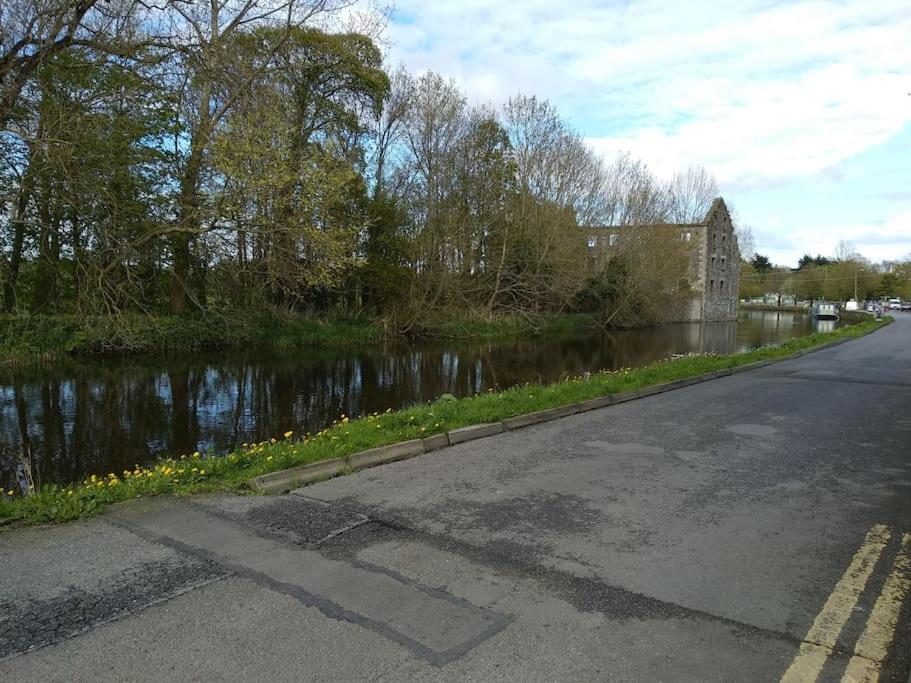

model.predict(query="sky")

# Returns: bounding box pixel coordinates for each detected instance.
[382,0,911,267]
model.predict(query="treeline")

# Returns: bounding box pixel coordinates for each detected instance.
[741,247,911,303]
[2,1,721,330]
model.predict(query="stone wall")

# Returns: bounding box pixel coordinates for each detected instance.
[700,199,740,322]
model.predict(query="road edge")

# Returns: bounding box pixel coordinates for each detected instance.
[251,318,891,494]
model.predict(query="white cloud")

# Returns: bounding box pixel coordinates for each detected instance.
[759,210,911,265]
[386,0,911,187]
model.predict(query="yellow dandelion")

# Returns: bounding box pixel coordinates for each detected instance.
[193,451,201,458]
[199,469,206,475]
[266,456,273,462]
[284,430,293,438]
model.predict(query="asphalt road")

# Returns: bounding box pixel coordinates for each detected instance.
[2,314,910,682]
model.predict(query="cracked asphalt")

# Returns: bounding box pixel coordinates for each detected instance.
[1,315,910,681]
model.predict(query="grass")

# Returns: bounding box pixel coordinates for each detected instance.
[0,310,598,366]
[407,311,598,340]
[0,315,889,527]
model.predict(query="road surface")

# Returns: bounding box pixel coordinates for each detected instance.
[2,314,910,681]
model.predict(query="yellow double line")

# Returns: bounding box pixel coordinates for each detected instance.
[780,524,911,683]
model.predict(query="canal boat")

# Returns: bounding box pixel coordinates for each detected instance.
[811,301,839,320]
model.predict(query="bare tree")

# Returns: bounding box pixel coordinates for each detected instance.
[735,224,756,261]
[370,63,412,198]
[664,165,719,223]
[834,239,859,262]
[598,152,668,227]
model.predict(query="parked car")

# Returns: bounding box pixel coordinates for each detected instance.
[901,301,911,311]
[888,298,902,310]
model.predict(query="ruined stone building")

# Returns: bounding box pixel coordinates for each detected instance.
[586,197,740,322]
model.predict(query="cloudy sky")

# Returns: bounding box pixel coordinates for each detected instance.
[383,0,911,267]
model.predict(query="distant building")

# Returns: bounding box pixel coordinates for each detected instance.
[586,197,741,322]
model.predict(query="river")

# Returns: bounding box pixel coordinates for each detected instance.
[0,309,838,488]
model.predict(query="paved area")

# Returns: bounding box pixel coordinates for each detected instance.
[2,315,910,681]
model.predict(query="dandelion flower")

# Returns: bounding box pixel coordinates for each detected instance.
[199,469,206,475]
[284,430,293,439]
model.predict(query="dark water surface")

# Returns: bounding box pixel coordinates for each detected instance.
[1,310,836,487]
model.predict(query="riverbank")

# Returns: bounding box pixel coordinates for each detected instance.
[740,303,809,313]
[0,311,599,366]
[0,315,888,527]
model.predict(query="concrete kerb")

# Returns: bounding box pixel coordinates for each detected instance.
[249,321,890,494]
[348,439,425,470]
[448,422,505,444]
[251,457,347,494]
[503,404,582,430]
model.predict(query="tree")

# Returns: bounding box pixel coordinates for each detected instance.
[211,27,388,309]
[0,0,120,127]
[664,165,718,223]
[160,0,354,313]
[738,261,763,299]
[797,254,831,270]
[750,254,773,274]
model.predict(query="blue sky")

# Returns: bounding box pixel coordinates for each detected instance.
[381,0,911,267]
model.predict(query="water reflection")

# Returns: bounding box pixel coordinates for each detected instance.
[0,310,832,486]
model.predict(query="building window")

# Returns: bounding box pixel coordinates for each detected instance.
[710,279,714,290]
[681,231,692,242]
[720,280,725,291]
[587,236,596,248]
[609,234,619,246]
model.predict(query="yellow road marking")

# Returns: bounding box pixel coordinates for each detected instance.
[780,524,891,683]
[842,533,911,682]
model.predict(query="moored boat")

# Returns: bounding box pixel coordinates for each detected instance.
[811,301,839,320]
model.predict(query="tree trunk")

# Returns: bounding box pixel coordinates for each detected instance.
[3,174,32,312]
[170,143,205,314]
[32,170,59,312]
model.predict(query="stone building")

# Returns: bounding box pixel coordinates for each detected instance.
[586,197,740,322]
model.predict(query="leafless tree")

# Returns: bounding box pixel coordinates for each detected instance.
[664,165,719,223]
[598,152,667,227]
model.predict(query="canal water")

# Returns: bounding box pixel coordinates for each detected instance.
[1,310,837,487]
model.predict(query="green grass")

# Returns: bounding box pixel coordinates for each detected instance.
[407,311,598,340]
[0,315,889,527]
[0,312,388,366]
[0,311,598,366]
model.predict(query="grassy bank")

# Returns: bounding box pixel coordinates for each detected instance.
[0,315,888,527]
[0,311,598,366]
[406,311,598,340]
